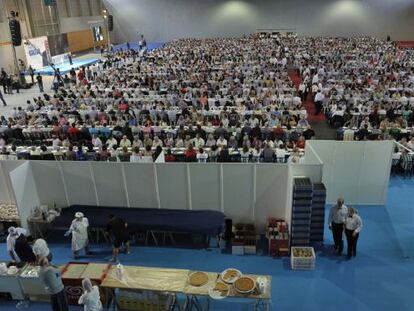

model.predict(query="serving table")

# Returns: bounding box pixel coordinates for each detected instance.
[101,265,272,311]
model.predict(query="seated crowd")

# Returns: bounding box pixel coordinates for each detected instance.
[0,36,316,163]
[293,37,414,141]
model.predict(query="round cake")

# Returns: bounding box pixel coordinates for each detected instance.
[234,277,255,293]
[189,271,209,286]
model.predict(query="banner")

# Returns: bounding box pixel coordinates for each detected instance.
[51,53,70,66]
[23,36,50,69]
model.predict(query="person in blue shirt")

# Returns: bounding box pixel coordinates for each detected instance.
[75,144,85,161]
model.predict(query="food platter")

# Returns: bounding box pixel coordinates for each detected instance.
[188,271,209,287]
[234,276,256,294]
[220,268,241,284]
[208,281,229,300]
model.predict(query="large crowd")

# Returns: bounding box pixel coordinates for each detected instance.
[1,34,414,163]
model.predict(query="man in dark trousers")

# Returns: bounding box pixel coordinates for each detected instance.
[328,198,348,255]
[0,89,6,106]
[106,214,130,262]
[36,73,44,92]
[38,258,68,311]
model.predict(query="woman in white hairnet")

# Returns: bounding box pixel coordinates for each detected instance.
[78,278,102,311]
[65,212,89,258]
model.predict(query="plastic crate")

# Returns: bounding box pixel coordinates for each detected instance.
[290,247,316,270]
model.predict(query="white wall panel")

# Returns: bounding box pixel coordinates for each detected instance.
[189,164,221,212]
[60,162,97,206]
[358,141,393,204]
[255,165,290,230]
[0,161,25,204]
[10,162,40,231]
[124,163,158,208]
[91,162,128,207]
[223,164,254,223]
[30,161,67,208]
[156,164,189,210]
[308,140,393,205]
[291,164,323,184]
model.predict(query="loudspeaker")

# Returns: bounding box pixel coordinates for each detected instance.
[108,15,113,32]
[9,19,21,46]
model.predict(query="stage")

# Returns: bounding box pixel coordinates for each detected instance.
[32,53,101,76]
[31,42,165,76]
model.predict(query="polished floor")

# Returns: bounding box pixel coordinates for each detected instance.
[0,175,413,310]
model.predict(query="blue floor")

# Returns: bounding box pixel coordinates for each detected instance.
[34,56,101,76]
[1,176,413,311]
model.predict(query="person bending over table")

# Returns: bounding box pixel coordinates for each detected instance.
[6,226,28,261]
[328,198,348,255]
[106,214,130,262]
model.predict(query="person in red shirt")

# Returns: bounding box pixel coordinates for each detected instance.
[77,70,85,81]
[295,136,306,149]
[185,144,197,162]
[67,123,80,135]
[165,149,175,162]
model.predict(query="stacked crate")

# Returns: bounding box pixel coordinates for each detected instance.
[267,218,289,257]
[232,224,257,255]
[291,178,313,246]
[310,183,327,245]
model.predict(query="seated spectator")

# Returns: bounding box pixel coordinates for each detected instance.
[197,148,208,163]
[240,146,251,163]
[65,145,76,161]
[209,145,219,162]
[165,149,175,162]
[141,145,153,163]
[130,147,141,162]
[218,146,230,162]
[119,146,131,162]
[76,144,85,161]
[185,144,197,162]
[100,145,110,161]
[262,144,274,163]
[119,135,131,148]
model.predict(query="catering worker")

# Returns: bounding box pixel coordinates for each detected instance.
[328,198,348,255]
[33,238,53,262]
[106,214,130,262]
[78,278,103,311]
[345,207,363,259]
[6,226,28,261]
[65,212,90,258]
[38,258,68,311]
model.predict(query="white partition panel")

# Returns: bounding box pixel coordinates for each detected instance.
[358,141,393,204]
[10,162,40,231]
[60,162,97,206]
[91,162,128,207]
[0,161,24,204]
[290,164,323,184]
[124,163,158,208]
[308,140,393,205]
[30,161,67,208]
[223,164,254,223]
[189,164,221,211]
[156,163,189,210]
[255,164,290,230]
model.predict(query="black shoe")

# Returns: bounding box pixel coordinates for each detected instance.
[347,255,352,260]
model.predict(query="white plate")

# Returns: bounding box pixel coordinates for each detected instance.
[234,277,256,294]
[208,287,228,300]
[220,268,242,284]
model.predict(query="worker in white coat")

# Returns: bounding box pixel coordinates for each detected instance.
[344,207,363,259]
[78,278,102,311]
[65,212,89,258]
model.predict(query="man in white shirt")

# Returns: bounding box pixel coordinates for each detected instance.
[119,135,131,148]
[192,133,205,149]
[106,135,118,150]
[344,207,363,259]
[314,90,325,115]
[92,135,102,149]
[6,227,28,261]
[328,198,348,255]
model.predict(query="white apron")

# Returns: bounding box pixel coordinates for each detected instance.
[70,218,89,251]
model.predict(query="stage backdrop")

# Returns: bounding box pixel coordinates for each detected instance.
[23,36,50,70]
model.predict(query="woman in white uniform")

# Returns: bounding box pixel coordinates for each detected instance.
[65,212,89,258]
[78,278,102,311]
[344,207,363,259]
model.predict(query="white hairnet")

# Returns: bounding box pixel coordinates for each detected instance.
[82,278,93,291]
[8,227,16,235]
[33,239,50,257]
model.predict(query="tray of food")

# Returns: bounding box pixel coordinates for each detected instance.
[234,276,256,294]
[208,281,229,300]
[220,268,241,284]
[188,271,209,287]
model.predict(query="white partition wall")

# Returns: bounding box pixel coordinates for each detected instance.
[307,140,393,205]
[7,161,318,230]
[0,161,25,204]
